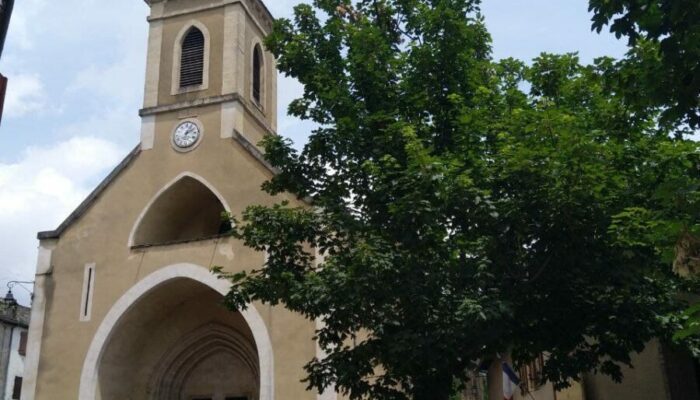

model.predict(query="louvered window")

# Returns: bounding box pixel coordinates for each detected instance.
[180,27,204,88]
[252,44,263,105]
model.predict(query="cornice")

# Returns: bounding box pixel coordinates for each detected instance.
[145,0,274,33]
[139,92,276,136]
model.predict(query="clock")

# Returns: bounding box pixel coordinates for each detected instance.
[172,121,201,150]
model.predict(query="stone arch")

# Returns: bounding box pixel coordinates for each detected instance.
[149,323,260,400]
[78,263,274,400]
[128,172,232,247]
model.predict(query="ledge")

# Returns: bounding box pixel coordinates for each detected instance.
[130,233,230,250]
[139,92,276,137]
[232,129,279,175]
[145,0,274,34]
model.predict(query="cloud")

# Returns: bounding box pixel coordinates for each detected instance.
[65,18,147,106]
[0,136,124,305]
[56,106,140,147]
[4,0,47,50]
[3,73,47,118]
[68,60,143,104]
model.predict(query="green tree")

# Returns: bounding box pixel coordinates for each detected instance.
[588,0,700,127]
[588,0,700,340]
[220,1,699,399]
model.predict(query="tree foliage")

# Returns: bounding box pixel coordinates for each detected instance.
[589,0,700,127]
[220,1,700,399]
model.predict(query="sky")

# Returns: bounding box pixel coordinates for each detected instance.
[0,0,628,306]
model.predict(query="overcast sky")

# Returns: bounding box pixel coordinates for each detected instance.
[0,0,627,306]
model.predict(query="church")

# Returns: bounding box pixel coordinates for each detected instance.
[18,1,700,400]
[22,1,319,399]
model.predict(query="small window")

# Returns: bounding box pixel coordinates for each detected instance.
[80,264,96,321]
[180,27,205,88]
[12,376,22,400]
[252,44,263,105]
[18,331,27,356]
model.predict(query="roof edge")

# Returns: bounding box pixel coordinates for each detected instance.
[38,127,311,241]
[0,315,29,329]
[37,145,142,240]
[232,130,314,206]
[232,129,279,175]
[249,0,275,23]
[143,0,274,23]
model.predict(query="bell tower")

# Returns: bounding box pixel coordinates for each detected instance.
[139,0,277,152]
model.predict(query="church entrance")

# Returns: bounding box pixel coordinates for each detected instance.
[95,277,260,400]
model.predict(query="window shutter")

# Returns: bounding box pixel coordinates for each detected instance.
[18,331,27,356]
[12,376,22,400]
[180,28,205,88]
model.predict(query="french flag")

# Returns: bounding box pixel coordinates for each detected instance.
[502,362,521,400]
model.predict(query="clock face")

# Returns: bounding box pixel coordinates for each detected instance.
[173,121,201,149]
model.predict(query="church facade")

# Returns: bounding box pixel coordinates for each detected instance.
[19,1,700,400]
[22,1,325,399]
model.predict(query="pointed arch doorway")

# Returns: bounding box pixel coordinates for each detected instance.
[78,264,274,400]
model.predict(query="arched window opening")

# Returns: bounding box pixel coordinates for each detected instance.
[252,44,263,105]
[132,176,231,247]
[180,27,205,88]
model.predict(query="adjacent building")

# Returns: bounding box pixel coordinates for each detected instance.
[487,345,700,400]
[0,298,29,400]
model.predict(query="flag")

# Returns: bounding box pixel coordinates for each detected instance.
[502,362,520,400]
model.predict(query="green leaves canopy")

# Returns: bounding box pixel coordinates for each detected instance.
[222,1,700,399]
[589,0,700,127]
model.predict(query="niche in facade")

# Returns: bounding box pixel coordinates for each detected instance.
[132,176,230,247]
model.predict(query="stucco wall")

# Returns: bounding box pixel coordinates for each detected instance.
[31,120,317,399]
[584,341,670,400]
